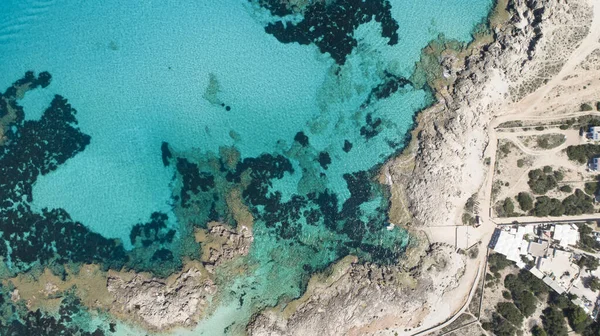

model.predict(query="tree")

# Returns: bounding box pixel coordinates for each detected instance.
[528,168,558,194]
[487,313,517,336]
[497,302,524,326]
[579,255,600,271]
[513,290,537,317]
[503,198,515,216]
[589,277,600,292]
[542,307,568,336]
[585,182,599,196]
[489,253,513,272]
[565,305,592,334]
[566,144,600,164]
[532,325,547,336]
[547,292,571,309]
[517,192,534,211]
[518,269,548,295]
[532,196,564,217]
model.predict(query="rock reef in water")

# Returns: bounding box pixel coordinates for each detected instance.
[107,267,216,330]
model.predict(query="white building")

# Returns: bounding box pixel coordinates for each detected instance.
[491,226,535,263]
[589,126,600,141]
[553,224,580,247]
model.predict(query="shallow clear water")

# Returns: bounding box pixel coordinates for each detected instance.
[0,0,492,334]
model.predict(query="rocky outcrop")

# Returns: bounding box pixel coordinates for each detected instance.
[405,0,593,227]
[205,224,252,268]
[107,267,216,330]
[248,243,465,336]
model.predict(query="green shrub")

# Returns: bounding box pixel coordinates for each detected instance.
[562,189,594,215]
[531,325,547,336]
[517,192,533,211]
[535,126,545,131]
[566,144,600,164]
[559,185,572,193]
[565,305,592,334]
[585,182,599,195]
[503,198,515,216]
[502,290,512,300]
[578,255,600,271]
[528,168,558,194]
[559,124,569,130]
[589,276,600,292]
[553,170,564,181]
[597,101,600,111]
[489,253,513,272]
[543,165,552,174]
[541,307,568,336]
[532,196,564,216]
[517,159,525,168]
[497,302,524,326]
[581,103,594,111]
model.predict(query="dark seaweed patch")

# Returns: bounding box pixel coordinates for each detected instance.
[0,289,106,336]
[129,212,175,247]
[161,141,172,166]
[294,131,309,147]
[176,158,215,207]
[360,113,382,140]
[342,140,353,153]
[317,151,331,170]
[262,0,399,65]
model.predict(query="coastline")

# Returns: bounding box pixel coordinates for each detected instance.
[249,0,599,334]
[1,0,597,334]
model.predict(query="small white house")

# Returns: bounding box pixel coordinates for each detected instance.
[589,126,600,141]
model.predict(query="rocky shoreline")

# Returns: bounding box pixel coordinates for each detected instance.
[247,0,597,334]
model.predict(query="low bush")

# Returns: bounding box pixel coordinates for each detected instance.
[559,185,572,193]
[582,103,594,111]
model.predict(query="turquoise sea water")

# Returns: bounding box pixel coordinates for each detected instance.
[0,0,492,334]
